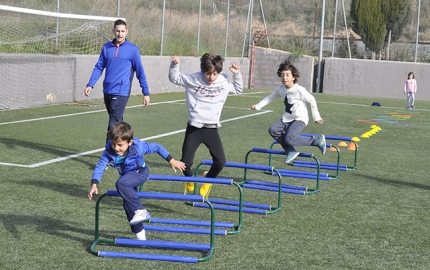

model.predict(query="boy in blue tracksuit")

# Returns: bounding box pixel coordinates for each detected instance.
[87,122,185,240]
[84,19,150,144]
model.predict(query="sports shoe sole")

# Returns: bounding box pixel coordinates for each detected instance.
[130,213,151,225]
[285,151,300,164]
[320,135,326,154]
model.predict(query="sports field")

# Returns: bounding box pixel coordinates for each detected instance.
[1,89,429,269]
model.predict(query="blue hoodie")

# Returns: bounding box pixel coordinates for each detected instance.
[91,138,172,184]
[87,39,150,97]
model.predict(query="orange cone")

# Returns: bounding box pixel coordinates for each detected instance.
[337,141,348,147]
[329,146,338,151]
[347,143,357,151]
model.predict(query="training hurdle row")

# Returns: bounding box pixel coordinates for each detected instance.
[246,148,322,193]
[91,175,243,264]
[269,134,358,175]
[194,160,284,214]
[192,150,321,215]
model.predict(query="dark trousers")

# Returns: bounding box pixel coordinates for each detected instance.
[115,166,149,234]
[268,119,315,154]
[104,94,129,144]
[181,124,226,178]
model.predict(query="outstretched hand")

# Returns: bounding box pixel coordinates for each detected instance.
[229,64,240,74]
[169,158,186,173]
[315,119,324,125]
[87,184,98,200]
[143,95,150,107]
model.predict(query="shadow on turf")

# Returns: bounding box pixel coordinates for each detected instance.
[18,179,198,217]
[0,213,97,242]
[0,137,97,168]
[355,173,430,190]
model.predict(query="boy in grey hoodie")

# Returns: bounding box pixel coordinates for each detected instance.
[169,53,243,197]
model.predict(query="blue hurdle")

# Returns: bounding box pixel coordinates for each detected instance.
[91,174,243,264]
[269,134,358,174]
[145,174,243,235]
[194,159,293,215]
[245,148,322,194]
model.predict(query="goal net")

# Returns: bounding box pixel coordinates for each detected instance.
[0,4,124,109]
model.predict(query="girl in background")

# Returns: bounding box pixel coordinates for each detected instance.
[404,72,417,110]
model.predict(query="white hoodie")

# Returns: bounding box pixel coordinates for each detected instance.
[169,62,243,128]
[254,83,322,125]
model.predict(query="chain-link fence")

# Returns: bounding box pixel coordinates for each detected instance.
[1,0,430,62]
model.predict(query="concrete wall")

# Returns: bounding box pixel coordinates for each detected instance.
[3,48,430,109]
[0,54,76,109]
[75,55,250,102]
[322,58,430,100]
[251,47,315,92]
[0,53,249,109]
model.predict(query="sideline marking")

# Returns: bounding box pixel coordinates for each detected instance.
[318,101,430,112]
[0,92,266,126]
[0,110,272,168]
[0,99,186,126]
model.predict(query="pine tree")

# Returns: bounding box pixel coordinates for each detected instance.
[350,0,387,59]
[350,0,412,60]
[381,0,411,60]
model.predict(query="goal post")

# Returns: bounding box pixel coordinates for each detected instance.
[0,4,125,22]
[0,4,125,109]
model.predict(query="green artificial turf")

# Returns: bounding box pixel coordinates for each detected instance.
[0,90,429,269]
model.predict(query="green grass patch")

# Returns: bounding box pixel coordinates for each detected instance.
[0,90,429,269]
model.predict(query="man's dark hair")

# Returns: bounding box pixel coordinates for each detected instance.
[114,19,127,28]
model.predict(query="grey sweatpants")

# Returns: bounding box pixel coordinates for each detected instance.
[268,119,316,154]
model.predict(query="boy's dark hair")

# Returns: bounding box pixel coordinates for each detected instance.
[108,122,134,142]
[114,19,127,28]
[277,59,300,83]
[200,53,224,73]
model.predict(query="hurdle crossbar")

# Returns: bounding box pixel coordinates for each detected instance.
[91,188,218,263]
[147,174,243,235]
[246,148,321,194]
[195,159,285,214]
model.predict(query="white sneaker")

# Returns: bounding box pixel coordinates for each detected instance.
[136,229,146,240]
[129,209,151,225]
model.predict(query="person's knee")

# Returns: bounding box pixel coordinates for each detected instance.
[183,167,194,177]
[268,126,276,136]
[213,159,226,171]
[284,134,297,145]
[115,181,123,191]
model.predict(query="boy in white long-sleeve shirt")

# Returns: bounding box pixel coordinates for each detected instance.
[169,53,243,197]
[251,59,326,164]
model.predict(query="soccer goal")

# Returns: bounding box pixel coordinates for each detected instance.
[0,4,124,109]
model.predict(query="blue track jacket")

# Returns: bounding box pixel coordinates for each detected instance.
[91,138,172,184]
[86,39,150,97]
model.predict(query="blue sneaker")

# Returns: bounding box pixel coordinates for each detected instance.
[130,209,151,225]
[285,150,300,164]
[315,134,326,154]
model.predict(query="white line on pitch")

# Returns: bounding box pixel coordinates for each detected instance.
[0,110,272,168]
[318,100,430,111]
[0,99,186,126]
[0,92,266,126]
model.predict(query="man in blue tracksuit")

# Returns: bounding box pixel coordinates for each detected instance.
[84,19,150,144]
